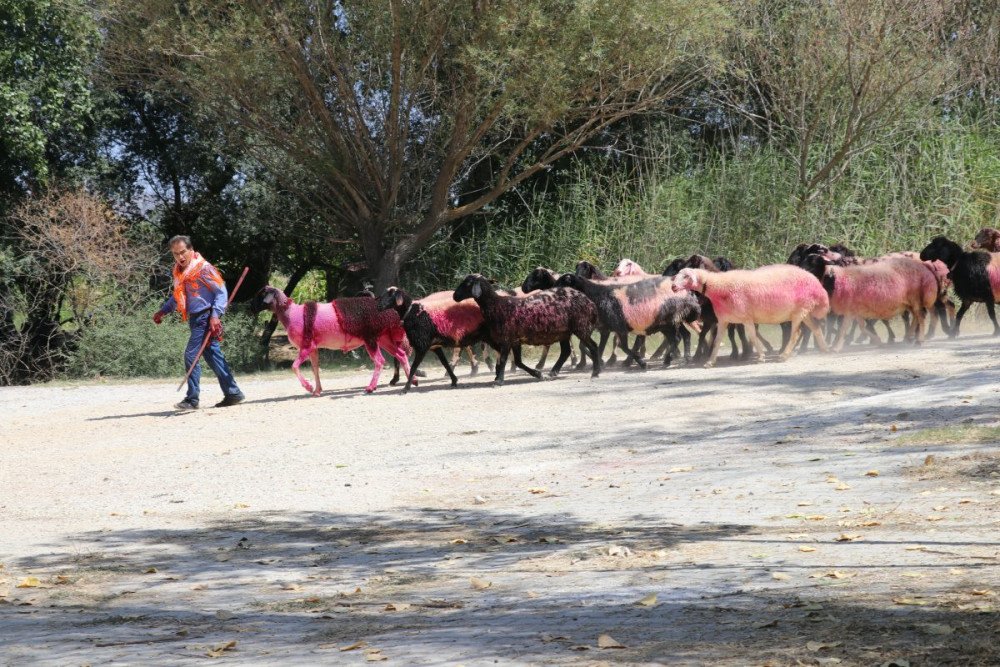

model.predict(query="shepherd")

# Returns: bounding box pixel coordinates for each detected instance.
[153,235,245,410]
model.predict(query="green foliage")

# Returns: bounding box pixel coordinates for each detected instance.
[67,302,264,379]
[408,114,1000,288]
[0,0,100,203]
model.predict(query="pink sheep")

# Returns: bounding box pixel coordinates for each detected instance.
[803,256,939,351]
[252,286,411,396]
[672,264,830,366]
[612,258,659,278]
[418,290,489,373]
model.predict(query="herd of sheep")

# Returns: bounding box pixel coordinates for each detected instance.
[249,229,1000,395]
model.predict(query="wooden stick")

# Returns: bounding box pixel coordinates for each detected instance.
[177,266,250,392]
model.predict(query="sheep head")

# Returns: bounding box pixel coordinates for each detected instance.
[521,267,558,293]
[453,274,490,302]
[575,260,605,279]
[672,268,704,293]
[251,286,289,314]
[661,257,686,277]
[920,236,962,266]
[972,228,1000,252]
[613,258,644,276]
[376,286,410,313]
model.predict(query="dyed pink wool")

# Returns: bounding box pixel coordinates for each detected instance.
[673,264,829,366]
[261,288,410,396]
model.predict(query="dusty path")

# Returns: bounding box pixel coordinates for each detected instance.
[2,327,1000,666]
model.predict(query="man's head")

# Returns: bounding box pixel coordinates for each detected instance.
[169,235,194,269]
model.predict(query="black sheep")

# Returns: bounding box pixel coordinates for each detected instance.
[920,236,1000,336]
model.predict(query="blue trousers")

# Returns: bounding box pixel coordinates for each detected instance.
[184,310,242,405]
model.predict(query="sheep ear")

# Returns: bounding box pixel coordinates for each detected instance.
[394,292,404,307]
[472,281,483,299]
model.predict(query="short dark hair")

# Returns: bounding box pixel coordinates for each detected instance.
[169,235,192,249]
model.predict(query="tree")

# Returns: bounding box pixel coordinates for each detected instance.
[0,0,100,209]
[106,0,728,288]
[726,0,953,219]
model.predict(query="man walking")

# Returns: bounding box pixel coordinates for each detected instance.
[153,235,245,410]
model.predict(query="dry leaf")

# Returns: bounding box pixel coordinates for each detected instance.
[234,503,250,508]
[924,455,935,466]
[317,643,338,650]
[806,515,827,521]
[525,590,541,599]
[54,575,70,584]
[772,572,792,581]
[15,577,40,588]
[866,470,880,477]
[449,539,467,544]
[634,593,657,607]
[835,534,861,542]
[893,598,928,606]
[281,584,305,591]
[810,570,851,579]
[205,641,237,658]
[807,641,841,651]
[835,483,852,491]
[901,573,925,579]
[905,545,926,551]
[933,506,948,511]
[797,502,813,507]
[970,589,994,596]
[528,487,548,494]
[541,633,571,643]
[597,633,626,649]
[143,568,158,574]
[340,642,367,652]
[859,521,881,527]
[365,654,387,662]
[470,577,492,590]
[926,516,945,522]
[826,476,840,483]
[384,603,412,612]
[799,546,817,553]
[668,466,693,473]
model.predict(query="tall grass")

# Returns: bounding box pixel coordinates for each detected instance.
[407,115,1000,290]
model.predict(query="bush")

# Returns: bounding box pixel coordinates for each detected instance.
[67,302,265,379]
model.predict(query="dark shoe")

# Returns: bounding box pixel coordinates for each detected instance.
[215,393,245,408]
[174,399,199,411]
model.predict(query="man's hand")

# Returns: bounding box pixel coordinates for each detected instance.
[153,311,164,325]
[209,316,223,339]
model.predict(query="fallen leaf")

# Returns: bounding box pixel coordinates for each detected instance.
[809,570,852,579]
[797,502,813,506]
[281,584,305,591]
[893,598,928,606]
[753,619,779,628]
[807,640,841,651]
[835,534,862,542]
[205,641,237,658]
[234,503,250,508]
[901,573,925,579]
[866,470,880,476]
[835,483,852,491]
[365,654,387,662]
[799,546,817,553]
[470,577,492,590]
[541,634,571,643]
[970,589,994,596]
[933,506,948,511]
[905,545,927,551]
[772,572,792,581]
[528,487,548,494]
[15,577,40,588]
[608,545,632,557]
[54,575,70,584]
[340,642,367,652]
[826,477,840,484]
[143,568,158,574]
[924,455,935,466]
[597,633,626,649]
[926,516,945,522]
[317,643,338,650]
[859,521,881,527]
[449,539,467,545]
[634,593,657,607]
[525,590,541,599]
[806,515,827,521]
[384,603,412,612]
[668,466,693,473]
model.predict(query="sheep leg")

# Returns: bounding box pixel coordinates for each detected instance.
[704,322,726,368]
[727,324,741,360]
[364,342,387,393]
[831,316,854,353]
[465,346,479,376]
[434,348,459,387]
[575,337,589,370]
[548,339,572,377]
[404,348,429,392]
[679,326,691,362]
[864,320,884,345]
[623,334,648,369]
[661,326,681,367]
[801,317,829,354]
[534,344,549,370]
[757,327,776,352]
[292,344,320,395]
[909,306,926,346]
[511,345,543,380]
[986,300,1000,335]
[883,319,897,343]
[951,300,972,337]
[744,320,764,362]
[582,336,601,377]
[778,320,801,361]
[493,346,510,386]
[481,343,495,372]
[310,349,322,396]
[650,337,669,360]
[607,333,622,366]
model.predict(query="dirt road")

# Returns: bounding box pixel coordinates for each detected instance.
[2,327,1000,665]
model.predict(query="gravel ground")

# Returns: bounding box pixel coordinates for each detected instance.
[2,324,1000,666]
